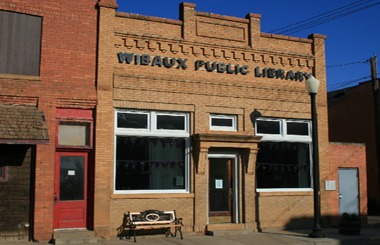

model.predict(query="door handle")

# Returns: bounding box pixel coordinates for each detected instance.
[339,194,343,199]
[228,188,233,200]
[54,194,58,204]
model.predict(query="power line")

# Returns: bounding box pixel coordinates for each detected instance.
[283,2,380,35]
[327,75,371,91]
[327,59,369,68]
[271,0,380,35]
[271,0,371,33]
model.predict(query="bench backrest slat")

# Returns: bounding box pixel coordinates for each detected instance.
[128,210,176,225]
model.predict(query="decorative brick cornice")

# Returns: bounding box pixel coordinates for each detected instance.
[116,35,315,69]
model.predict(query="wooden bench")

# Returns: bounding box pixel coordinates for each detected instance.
[119,210,183,242]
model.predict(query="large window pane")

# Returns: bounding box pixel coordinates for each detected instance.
[117,112,148,129]
[115,136,186,190]
[256,142,311,189]
[59,121,90,146]
[60,156,84,200]
[287,122,309,136]
[256,120,280,134]
[157,115,185,130]
[0,11,42,76]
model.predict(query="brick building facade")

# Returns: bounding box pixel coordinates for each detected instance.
[0,0,97,242]
[95,1,354,237]
[0,0,368,241]
[329,82,378,213]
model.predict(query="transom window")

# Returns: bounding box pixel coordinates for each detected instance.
[58,121,91,147]
[255,118,312,191]
[115,110,190,194]
[210,114,237,131]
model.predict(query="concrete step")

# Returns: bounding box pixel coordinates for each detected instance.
[206,229,253,236]
[206,223,253,236]
[53,230,97,245]
[0,229,29,242]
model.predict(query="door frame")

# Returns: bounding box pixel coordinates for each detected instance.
[54,151,88,229]
[208,153,239,224]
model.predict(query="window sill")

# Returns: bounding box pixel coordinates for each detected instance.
[257,190,313,197]
[0,73,40,81]
[111,193,194,199]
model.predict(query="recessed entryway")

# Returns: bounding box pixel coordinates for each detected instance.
[208,154,239,224]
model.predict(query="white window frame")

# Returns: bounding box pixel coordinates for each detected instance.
[255,117,313,192]
[210,114,237,131]
[114,109,190,194]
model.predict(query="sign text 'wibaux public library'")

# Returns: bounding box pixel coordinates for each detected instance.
[118,52,310,81]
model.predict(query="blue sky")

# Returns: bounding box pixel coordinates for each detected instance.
[116,0,380,92]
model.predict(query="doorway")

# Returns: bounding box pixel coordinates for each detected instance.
[338,168,359,216]
[54,152,88,229]
[208,154,238,224]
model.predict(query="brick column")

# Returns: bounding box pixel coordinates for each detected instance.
[94,0,117,238]
[194,147,208,233]
[243,148,258,231]
[180,2,196,41]
[246,13,261,48]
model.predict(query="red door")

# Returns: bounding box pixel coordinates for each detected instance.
[54,152,87,229]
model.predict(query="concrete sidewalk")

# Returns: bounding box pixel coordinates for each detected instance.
[96,227,380,245]
[5,215,380,245]
[4,226,380,245]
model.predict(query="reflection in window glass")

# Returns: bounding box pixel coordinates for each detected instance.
[117,113,148,129]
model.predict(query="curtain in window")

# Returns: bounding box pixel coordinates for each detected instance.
[115,136,185,190]
[149,138,185,189]
[256,142,311,188]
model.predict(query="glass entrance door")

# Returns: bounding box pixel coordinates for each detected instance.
[209,157,235,223]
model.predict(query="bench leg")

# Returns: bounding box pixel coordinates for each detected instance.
[133,229,137,243]
[174,226,183,239]
[179,227,183,240]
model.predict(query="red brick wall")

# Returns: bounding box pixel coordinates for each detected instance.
[0,0,97,242]
[328,83,378,211]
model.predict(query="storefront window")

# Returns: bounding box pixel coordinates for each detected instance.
[115,110,189,193]
[116,137,185,190]
[256,142,310,188]
[256,118,312,191]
